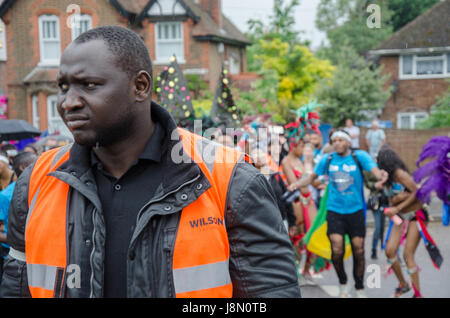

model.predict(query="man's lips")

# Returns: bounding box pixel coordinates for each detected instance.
[64,115,90,130]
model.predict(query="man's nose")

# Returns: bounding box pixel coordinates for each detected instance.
[61,88,83,111]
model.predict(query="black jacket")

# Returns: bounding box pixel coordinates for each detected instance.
[0,102,300,298]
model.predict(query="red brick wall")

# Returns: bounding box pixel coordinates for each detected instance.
[359,127,450,172]
[379,55,449,128]
[3,0,125,123]
[199,0,222,28]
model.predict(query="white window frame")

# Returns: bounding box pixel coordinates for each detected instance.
[154,22,185,64]
[397,111,429,129]
[32,95,40,129]
[399,53,450,80]
[71,14,92,41]
[47,95,72,136]
[38,15,61,66]
[0,19,6,61]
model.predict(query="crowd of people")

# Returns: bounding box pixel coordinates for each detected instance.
[211,115,443,299]
[0,137,72,279]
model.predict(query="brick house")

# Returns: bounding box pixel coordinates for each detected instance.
[369,0,450,129]
[0,0,251,136]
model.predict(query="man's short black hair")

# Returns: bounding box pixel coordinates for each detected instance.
[74,25,153,80]
[13,151,37,177]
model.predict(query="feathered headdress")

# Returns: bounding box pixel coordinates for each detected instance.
[284,99,322,146]
[413,136,450,205]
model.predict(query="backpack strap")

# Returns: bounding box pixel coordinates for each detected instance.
[325,153,333,176]
[351,150,364,179]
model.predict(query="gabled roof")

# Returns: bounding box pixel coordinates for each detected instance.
[374,0,450,52]
[119,0,251,46]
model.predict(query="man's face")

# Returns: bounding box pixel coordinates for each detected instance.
[57,40,136,147]
[332,137,350,155]
[346,119,352,127]
[0,161,8,174]
[293,142,304,157]
[309,133,321,148]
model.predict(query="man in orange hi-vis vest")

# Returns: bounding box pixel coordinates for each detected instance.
[0,26,300,298]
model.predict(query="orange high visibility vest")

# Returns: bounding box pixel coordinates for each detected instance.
[24,129,247,298]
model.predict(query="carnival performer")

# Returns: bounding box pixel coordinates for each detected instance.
[280,101,324,286]
[281,136,318,285]
[378,144,444,298]
[289,129,387,298]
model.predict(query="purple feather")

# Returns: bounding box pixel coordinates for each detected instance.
[414,136,450,205]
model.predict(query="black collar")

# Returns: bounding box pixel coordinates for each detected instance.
[56,102,203,193]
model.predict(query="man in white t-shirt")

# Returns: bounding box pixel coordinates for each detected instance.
[365,120,386,160]
[344,118,360,149]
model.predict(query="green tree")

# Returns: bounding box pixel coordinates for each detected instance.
[418,84,450,129]
[245,0,333,122]
[316,47,392,127]
[316,0,393,62]
[388,0,440,32]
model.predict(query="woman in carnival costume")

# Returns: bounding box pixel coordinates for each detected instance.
[378,144,443,298]
[280,100,324,285]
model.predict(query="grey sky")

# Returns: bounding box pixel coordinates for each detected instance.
[222,0,327,50]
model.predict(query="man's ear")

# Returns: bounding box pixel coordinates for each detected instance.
[134,70,152,102]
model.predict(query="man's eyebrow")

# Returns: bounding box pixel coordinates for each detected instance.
[57,71,104,82]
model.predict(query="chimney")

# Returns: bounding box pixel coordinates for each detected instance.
[199,0,223,29]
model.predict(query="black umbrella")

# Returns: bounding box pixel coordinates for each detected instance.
[0,119,41,141]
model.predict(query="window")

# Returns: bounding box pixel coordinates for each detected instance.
[397,112,428,129]
[38,15,60,65]
[71,14,92,40]
[155,22,184,63]
[401,55,413,75]
[447,53,450,73]
[0,19,6,61]
[32,95,40,129]
[229,51,241,75]
[47,95,71,136]
[400,53,450,79]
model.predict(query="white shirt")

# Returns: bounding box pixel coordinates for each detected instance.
[344,126,360,148]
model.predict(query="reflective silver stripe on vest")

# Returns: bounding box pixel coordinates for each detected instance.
[173,259,231,294]
[8,247,26,262]
[27,263,58,290]
[25,187,40,229]
[50,144,72,170]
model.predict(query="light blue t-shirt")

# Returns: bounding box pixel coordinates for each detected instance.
[0,182,15,251]
[314,151,377,214]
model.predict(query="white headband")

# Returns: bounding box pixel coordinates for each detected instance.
[0,155,9,164]
[331,131,351,143]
